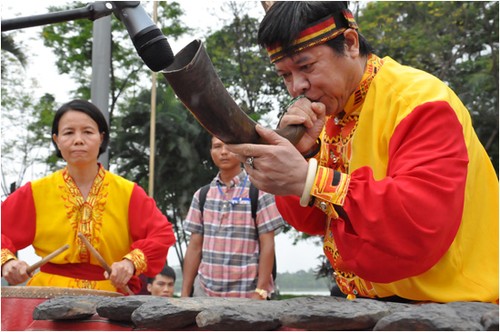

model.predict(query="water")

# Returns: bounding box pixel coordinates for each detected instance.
[278,290,330,296]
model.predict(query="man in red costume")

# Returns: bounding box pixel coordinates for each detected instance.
[228,2,498,303]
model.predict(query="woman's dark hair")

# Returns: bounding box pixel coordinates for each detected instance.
[258,1,372,57]
[51,99,109,158]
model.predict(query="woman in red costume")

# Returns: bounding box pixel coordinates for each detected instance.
[228,2,498,303]
[1,99,175,294]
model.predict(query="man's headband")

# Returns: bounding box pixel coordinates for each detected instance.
[266,9,358,64]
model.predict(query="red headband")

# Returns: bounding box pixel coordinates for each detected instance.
[266,9,358,64]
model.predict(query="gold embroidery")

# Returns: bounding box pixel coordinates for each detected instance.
[60,166,108,262]
[319,54,384,299]
[123,249,148,275]
[70,278,97,289]
[1,249,17,266]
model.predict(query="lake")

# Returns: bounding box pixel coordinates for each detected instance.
[278,290,330,296]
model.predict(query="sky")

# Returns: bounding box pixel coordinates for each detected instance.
[1,0,326,274]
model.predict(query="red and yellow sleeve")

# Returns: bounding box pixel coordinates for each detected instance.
[1,183,37,265]
[275,195,327,235]
[127,184,176,277]
[334,102,468,282]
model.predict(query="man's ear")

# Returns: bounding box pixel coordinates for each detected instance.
[147,283,152,293]
[343,28,360,57]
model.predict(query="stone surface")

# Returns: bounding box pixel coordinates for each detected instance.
[279,296,395,330]
[196,301,281,330]
[481,308,500,331]
[131,297,250,330]
[30,294,499,331]
[373,302,494,331]
[32,296,102,320]
[96,295,160,321]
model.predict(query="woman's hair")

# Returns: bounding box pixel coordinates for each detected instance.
[258,1,372,57]
[51,99,109,158]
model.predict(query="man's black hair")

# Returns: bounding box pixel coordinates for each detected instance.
[258,1,372,57]
[148,264,176,284]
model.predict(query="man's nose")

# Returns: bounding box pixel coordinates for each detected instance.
[292,73,310,95]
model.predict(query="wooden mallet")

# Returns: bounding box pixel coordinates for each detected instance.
[77,232,134,295]
[26,244,70,274]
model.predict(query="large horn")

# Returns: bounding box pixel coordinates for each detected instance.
[162,39,305,145]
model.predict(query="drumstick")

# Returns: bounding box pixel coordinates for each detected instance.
[26,244,70,274]
[77,232,134,295]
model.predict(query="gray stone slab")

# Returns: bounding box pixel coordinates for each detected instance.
[32,296,103,320]
[96,295,163,322]
[131,297,251,330]
[196,300,281,330]
[279,296,394,330]
[446,301,499,326]
[481,308,500,331]
[374,303,484,331]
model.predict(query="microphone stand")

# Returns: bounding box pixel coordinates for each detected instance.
[1,2,114,31]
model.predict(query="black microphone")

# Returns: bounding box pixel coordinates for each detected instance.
[112,1,174,72]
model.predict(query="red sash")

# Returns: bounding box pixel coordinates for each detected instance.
[41,262,106,280]
[40,262,143,294]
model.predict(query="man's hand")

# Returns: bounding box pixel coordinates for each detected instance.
[279,98,326,154]
[227,125,309,197]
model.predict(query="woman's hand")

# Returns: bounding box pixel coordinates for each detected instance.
[1,259,31,285]
[106,259,135,290]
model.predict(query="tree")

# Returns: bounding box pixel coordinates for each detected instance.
[112,82,216,266]
[359,1,499,172]
[203,1,289,124]
[1,32,27,76]
[41,1,190,143]
[1,33,58,197]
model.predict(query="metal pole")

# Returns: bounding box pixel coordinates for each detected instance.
[148,1,158,197]
[91,15,112,169]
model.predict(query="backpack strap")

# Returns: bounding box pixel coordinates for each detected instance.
[198,184,211,215]
[198,181,277,281]
[249,182,259,221]
[249,183,277,281]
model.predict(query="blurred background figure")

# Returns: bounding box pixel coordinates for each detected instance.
[147,263,176,297]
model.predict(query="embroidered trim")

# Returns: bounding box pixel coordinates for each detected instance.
[266,9,358,63]
[315,54,384,300]
[123,249,148,275]
[1,249,17,266]
[310,167,350,219]
[60,165,107,262]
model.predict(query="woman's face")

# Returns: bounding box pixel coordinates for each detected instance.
[53,110,103,166]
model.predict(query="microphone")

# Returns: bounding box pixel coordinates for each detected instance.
[112,1,174,72]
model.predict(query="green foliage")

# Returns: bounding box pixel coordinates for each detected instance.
[1,32,27,75]
[1,85,57,197]
[41,1,190,120]
[112,80,216,263]
[204,2,289,122]
[359,1,499,172]
[1,25,56,196]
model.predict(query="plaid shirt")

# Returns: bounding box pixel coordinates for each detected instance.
[183,170,285,297]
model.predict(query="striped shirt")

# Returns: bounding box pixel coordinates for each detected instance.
[183,170,285,297]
